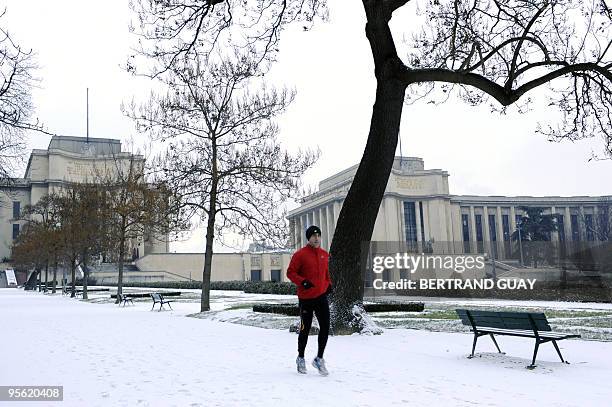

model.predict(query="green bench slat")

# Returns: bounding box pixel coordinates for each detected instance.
[456,309,551,331]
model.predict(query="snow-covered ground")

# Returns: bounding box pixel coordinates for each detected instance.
[1,288,612,407]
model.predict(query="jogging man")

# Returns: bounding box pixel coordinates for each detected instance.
[286,225,331,376]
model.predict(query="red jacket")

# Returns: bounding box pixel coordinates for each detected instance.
[286,245,331,299]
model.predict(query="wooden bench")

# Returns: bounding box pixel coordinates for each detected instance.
[150,293,174,311]
[117,293,134,307]
[456,309,581,369]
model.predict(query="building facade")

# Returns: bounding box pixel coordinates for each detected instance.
[287,157,610,260]
[0,136,169,262]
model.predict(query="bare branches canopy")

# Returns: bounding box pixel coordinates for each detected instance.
[128,0,328,76]
[404,0,612,154]
[0,10,36,179]
[125,52,318,311]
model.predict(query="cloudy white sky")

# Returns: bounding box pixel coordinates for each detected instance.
[3,0,611,251]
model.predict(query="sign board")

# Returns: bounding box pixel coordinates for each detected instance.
[5,269,17,286]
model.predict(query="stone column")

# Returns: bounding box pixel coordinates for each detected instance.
[300,214,308,247]
[563,207,571,242]
[496,206,504,258]
[421,201,430,242]
[469,205,477,253]
[326,205,334,248]
[593,205,599,241]
[551,206,559,242]
[483,206,491,255]
[415,201,423,243]
[578,206,586,241]
[319,207,328,250]
[399,200,406,243]
[510,206,517,233]
[333,201,341,227]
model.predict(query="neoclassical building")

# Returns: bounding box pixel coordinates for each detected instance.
[287,157,610,260]
[0,136,291,285]
[3,147,608,284]
[0,136,169,262]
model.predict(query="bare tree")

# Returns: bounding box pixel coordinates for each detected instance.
[125,53,318,312]
[0,9,36,181]
[94,155,184,303]
[595,197,612,241]
[323,0,612,333]
[0,9,57,182]
[67,182,108,300]
[11,222,47,288]
[577,196,612,241]
[12,192,67,292]
[129,1,612,332]
[128,0,327,77]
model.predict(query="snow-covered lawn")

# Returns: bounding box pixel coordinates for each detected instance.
[1,288,611,407]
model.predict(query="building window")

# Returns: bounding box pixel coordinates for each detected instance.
[419,202,426,242]
[585,214,594,241]
[488,215,497,242]
[461,214,470,253]
[461,214,470,242]
[475,214,484,252]
[250,270,261,281]
[571,214,580,241]
[475,215,483,242]
[270,270,281,282]
[557,215,565,242]
[502,215,510,241]
[12,201,20,219]
[403,202,417,243]
[12,224,20,240]
[383,269,391,282]
[489,214,497,258]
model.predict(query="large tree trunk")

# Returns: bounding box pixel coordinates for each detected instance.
[52,261,58,294]
[70,259,76,298]
[44,264,49,292]
[82,253,88,300]
[201,213,216,312]
[329,3,407,334]
[329,79,405,333]
[201,137,218,313]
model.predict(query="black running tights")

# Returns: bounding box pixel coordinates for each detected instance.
[298,294,330,359]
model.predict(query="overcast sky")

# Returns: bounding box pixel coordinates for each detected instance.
[4,0,612,251]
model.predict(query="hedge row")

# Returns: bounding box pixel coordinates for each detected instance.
[114,280,297,295]
[253,302,425,316]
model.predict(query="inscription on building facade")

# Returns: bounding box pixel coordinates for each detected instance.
[396,178,424,190]
[65,160,95,179]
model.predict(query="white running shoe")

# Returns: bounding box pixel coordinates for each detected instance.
[296,357,307,374]
[312,357,329,376]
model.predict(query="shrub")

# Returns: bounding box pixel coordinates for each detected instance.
[253,302,425,316]
[111,280,297,295]
[74,277,98,286]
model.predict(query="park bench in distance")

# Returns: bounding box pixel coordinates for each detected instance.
[150,292,174,311]
[117,293,134,307]
[456,309,581,369]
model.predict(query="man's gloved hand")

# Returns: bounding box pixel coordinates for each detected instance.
[302,280,314,289]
